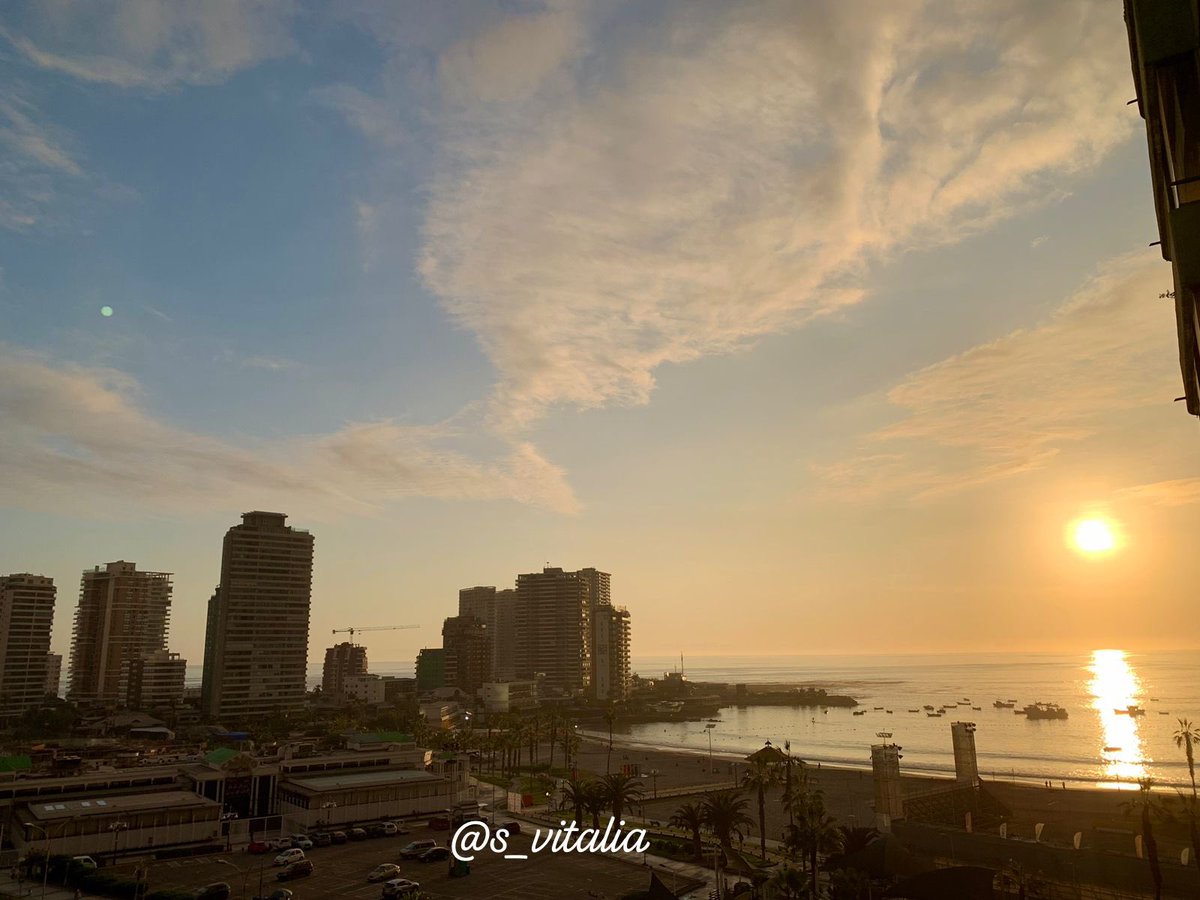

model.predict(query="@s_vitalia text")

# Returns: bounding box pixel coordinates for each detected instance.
[451,819,650,862]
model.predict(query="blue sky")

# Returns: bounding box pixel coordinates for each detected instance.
[2,0,1199,668]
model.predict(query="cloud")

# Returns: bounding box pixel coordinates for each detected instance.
[0,350,579,517]
[816,252,1179,499]
[417,0,1136,431]
[2,0,297,90]
[1115,478,1200,508]
[0,90,84,230]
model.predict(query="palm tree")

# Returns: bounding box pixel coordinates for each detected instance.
[782,741,807,827]
[700,790,754,852]
[599,772,644,822]
[561,777,589,826]
[766,862,809,899]
[1178,791,1200,885]
[1175,718,1200,798]
[741,756,780,859]
[582,780,609,828]
[1122,777,1166,900]
[670,801,705,859]
[837,825,880,856]
[828,867,872,900]
[561,724,581,771]
[786,791,842,891]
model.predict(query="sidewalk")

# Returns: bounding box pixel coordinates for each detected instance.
[0,872,95,899]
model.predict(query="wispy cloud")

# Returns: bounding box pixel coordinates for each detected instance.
[416,0,1136,431]
[0,90,84,230]
[815,252,1178,499]
[1,1,297,90]
[1115,478,1200,508]
[0,350,579,517]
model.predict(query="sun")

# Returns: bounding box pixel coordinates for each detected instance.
[1071,518,1116,555]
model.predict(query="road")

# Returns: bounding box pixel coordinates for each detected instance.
[123,820,650,900]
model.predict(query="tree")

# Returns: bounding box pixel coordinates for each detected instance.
[837,825,880,856]
[1122,777,1167,900]
[600,772,644,822]
[604,704,618,774]
[561,777,589,826]
[767,863,809,899]
[700,790,754,852]
[828,867,872,900]
[782,741,807,828]
[1175,719,1200,798]
[583,780,609,828]
[670,801,705,859]
[561,724,581,771]
[785,791,842,891]
[741,757,780,859]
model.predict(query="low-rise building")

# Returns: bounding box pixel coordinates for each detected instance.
[343,673,385,704]
[481,680,539,714]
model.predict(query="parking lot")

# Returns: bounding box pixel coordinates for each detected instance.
[122,821,650,900]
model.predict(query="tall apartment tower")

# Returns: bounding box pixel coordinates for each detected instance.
[442,615,491,695]
[201,511,314,721]
[67,562,172,706]
[575,568,631,701]
[322,642,368,697]
[45,652,63,699]
[124,650,186,710]
[514,567,591,695]
[492,588,516,682]
[0,574,57,722]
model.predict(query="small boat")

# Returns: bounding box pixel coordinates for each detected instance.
[923,705,934,711]
[1150,698,1160,702]
[945,703,958,708]
[993,700,1015,709]
[873,706,884,711]
[908,709,919,713]
[1103,746,1122,753]
[853,710,866,716]
[1159,711,1171,715]
[962,698,971,702]
[706,718,720,723]
[926,712,943,718]
[1024,703,1068,720]
[1014,708,1027,715]
[1114,705,1146,717]
[886,710,893,714]
[971,706,981,711]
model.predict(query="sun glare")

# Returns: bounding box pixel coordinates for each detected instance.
[1071,518,1116,555]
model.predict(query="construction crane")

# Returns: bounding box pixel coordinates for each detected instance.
[332,624,419,643]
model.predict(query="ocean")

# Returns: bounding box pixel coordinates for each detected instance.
[182,648,1200,790]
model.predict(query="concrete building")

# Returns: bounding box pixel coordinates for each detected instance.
[871,741,904,833]
[1125,0,1200,418]
[0,574,56,722]
[201,512,314,721]
[124,650,186,710]
[415,648,447,692]
[442,615,491,695]
[514,567,591,695]
[44,652,62,699]
[597,605,632,700]
[68,562,172,707]
[322,641,368,698]
[344,673,385,704]
[492,588,517,682]
[481,680,539,714]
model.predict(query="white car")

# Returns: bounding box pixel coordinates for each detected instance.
[273,848,305,867]
[368,863,401,882]
[290,835,313,850]
[381,878,420,898]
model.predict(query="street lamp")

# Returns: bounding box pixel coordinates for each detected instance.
[109,821,129,865]
[704,723,716,773]
[23,820,66,900]
[650,769,660,800]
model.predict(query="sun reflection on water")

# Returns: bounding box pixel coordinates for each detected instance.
[1088,649,1146,786]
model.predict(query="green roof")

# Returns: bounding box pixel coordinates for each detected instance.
[204,748,241,765]
[0,756,32,772]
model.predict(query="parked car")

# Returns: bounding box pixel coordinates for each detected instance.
[381,878,421,898]
[277,860,314,882]
[495,821,521,836]
[367,863,401,882]
[417,847,450,863]
[381,821,408,836]
[290,834,313,850]
[330,831,348,844]
[246,840,272,855]
[348,827,368,841]
[273,848,305,867]
[398,839,435,859]
[270,838,293,851]
[194,883,232,900]
[310,831,332,847]
[364,823,387,838]
[72,856,99,869]
[251,892,292,900]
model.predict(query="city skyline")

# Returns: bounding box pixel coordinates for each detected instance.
[3,2,1200,663]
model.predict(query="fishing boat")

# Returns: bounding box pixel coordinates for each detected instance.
[873,706,884,710]
[923,705,934,711]
[926,711,943,718]
[908,709,919,713]
[971,706,981,711]
[993,700,1015,709]
[1024,703,1068,720]
[1114,705,1146,717]
[1103,746,1122,753]
[853,710,867,716]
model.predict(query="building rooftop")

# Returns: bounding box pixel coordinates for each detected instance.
[25,791,218,821]
[287,769,440,792]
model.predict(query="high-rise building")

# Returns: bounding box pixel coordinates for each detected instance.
[68,562,172,706]
[0,574,57,722]
[124,650,186,710]
[322,642,368,697]
[415,648,447,692]
[514,567,591,695]
[492,588,516,682]
[44,652,62,699]
[201,511,314,721]
[599,605,632,700]
[458,586,496,625]
[442,615,491,695]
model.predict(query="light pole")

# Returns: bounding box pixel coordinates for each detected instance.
[650,769,659,800]
[704,723,716,774]
[23,821,65,900]
[108,821,129,866]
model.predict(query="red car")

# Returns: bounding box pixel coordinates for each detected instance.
[247,841,271,855]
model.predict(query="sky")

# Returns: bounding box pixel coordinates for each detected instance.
[2,0,1199,669]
